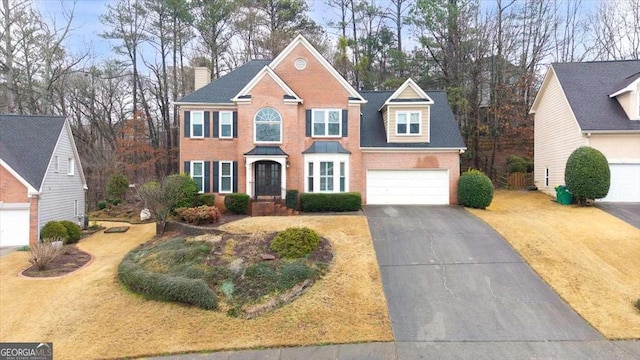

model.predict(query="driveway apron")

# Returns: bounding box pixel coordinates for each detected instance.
[365,205,603,343]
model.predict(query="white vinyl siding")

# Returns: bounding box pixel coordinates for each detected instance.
[533,69,586,196]
[39,124,86,229]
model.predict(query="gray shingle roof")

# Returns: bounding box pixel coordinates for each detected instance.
[552,60,640,131]
[302,141,351,154]
[244,146,288,156]
[0,114,66,189]
[360,91,466,148]
[178,60,271,104]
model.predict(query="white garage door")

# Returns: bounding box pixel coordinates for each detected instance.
[367,169,449,205]
[0,203,30,247]
[600,164,640,202]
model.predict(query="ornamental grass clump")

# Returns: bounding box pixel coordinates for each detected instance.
[28,237,64,270]
[458,169,494,209]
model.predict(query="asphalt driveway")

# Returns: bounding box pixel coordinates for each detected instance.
[596,203,640,229]
[365,205,639,359]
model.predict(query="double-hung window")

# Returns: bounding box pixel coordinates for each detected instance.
[396,111,421,135]
[54,156,60,173]
[220,111,233,138]
[220,161,233,193]
[67,158,75,175]
[307,163,314,192]
[312,109,341,137]
[191,161,204,193]
[320,162,334,191]
[191,111,204,138]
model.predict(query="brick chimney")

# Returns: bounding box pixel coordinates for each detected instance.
[194,67,211,90]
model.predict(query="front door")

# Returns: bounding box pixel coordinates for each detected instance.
[255,161,281,197]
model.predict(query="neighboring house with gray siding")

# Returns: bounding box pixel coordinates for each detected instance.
[0,115,87,247]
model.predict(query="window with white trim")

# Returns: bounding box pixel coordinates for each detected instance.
[304,154,349,193]
[191,161,204,193]
[54,156,59,173]
[67,158,75,175]
[254,108,281,142]
[220,111,233,138]
[312,109,341,137]
[396,111,421,135]
[191,111,204,138]
[74,199,79,216]
[220,161,233,193]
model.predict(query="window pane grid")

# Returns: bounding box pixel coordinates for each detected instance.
[220,162,232,192]
[192,112,204,137]
[220,112,232,138]
[255,108,281,142]
[312,109,341,137]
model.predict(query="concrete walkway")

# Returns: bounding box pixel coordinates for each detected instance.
[153,206,640,359]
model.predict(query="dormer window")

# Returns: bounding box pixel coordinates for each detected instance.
[396,111,421,135]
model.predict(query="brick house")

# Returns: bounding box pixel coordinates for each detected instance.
[0,115,87,246]
[176,35,465,208]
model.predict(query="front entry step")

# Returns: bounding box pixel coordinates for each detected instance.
[251,200,298,217]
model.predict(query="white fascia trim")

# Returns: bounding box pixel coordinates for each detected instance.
[269,34,365,102]
[232,66,303,103]
[174,102,234,106]
[360,147,467,153]
[581,130,640,134]
[380,78,434,111]
[0,159,39,196]
[609,77,640,97]
[529,64,553,114]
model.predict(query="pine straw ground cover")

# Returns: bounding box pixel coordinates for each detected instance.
[0,218,392,359]
[468,190,640,339]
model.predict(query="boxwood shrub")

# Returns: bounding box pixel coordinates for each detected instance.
[40,221,68,241]
[565,146,610,205]
[300,192,361,212]
[59,220,82,244]
[458,169,494,209]
[223,193,250,214]
[270,227,321,258]
[118,257,217,310]
[194,193,215,207]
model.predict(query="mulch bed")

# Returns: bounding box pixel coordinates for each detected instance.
[22,246,92,278]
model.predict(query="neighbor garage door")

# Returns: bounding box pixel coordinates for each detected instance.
[600,164,640,202]
[0,203,30,247]
[366,169,449,205]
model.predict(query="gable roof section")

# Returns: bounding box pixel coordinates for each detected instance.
[0,114,65,190]
[232,66,302,103]
[609,72,640,97]
[379,78,434,110]
[361,91,465,149]
[270,35,366,104]
[177,60,271,104]
[548,60,640,132]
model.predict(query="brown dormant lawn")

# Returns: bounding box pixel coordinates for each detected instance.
[0,217,393,359]
[468,190,640,339]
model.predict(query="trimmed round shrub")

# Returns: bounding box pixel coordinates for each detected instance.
[194,193,215,207]
[270,227,321,258]
[40,221,68,241]
[565,146,610,204]
[458,169,494,209]
[224,193,250,214]
[106,173,129,201]
[507,155,533,174]
[59,220,82,244]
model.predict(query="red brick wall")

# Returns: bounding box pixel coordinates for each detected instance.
[361,151,461,204]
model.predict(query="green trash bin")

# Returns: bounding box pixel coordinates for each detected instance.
[555,185,573,205]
